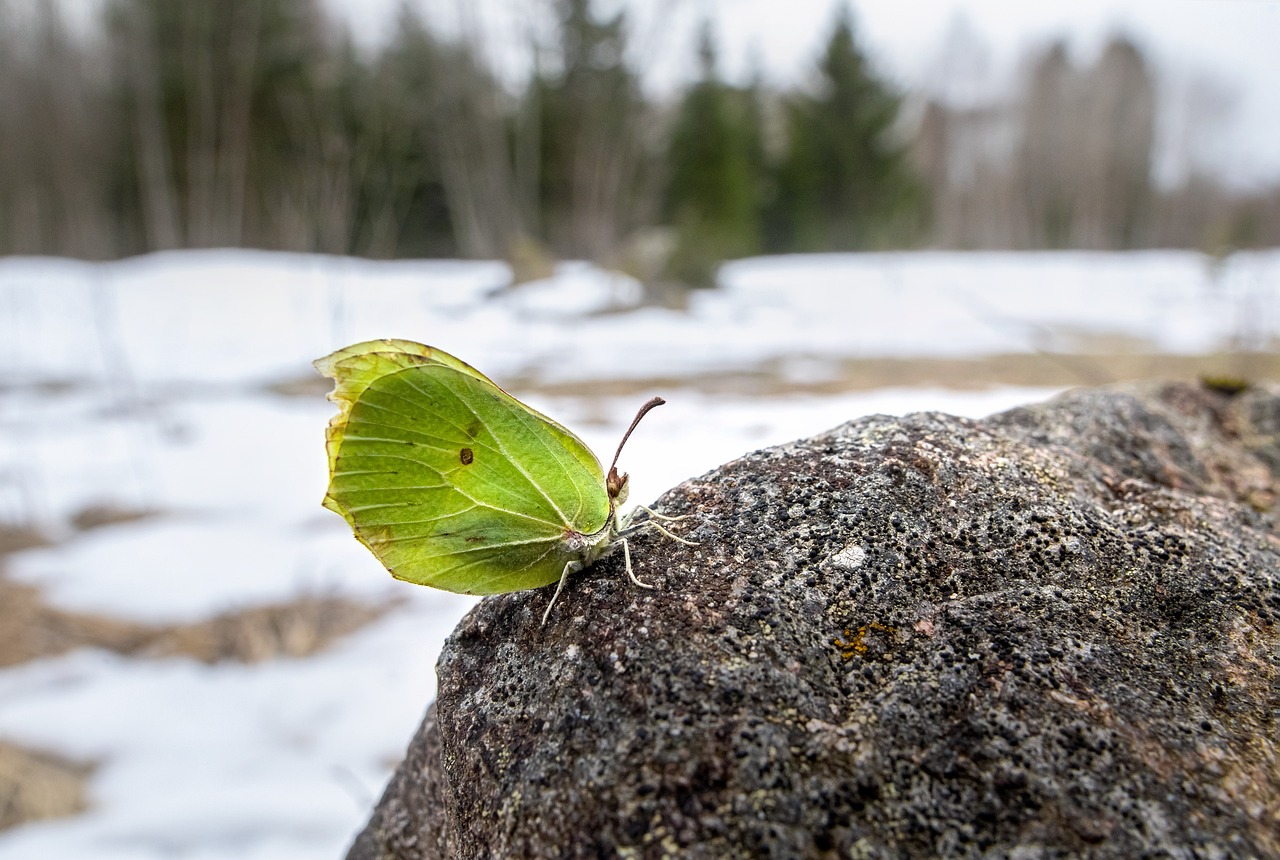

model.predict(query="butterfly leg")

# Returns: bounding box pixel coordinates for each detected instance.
[542,559,581,626]
[629,518,699,546]
[635,503,691,523]
[621,537,655,590]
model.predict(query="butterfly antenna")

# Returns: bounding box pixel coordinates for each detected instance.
[608,396,666,476]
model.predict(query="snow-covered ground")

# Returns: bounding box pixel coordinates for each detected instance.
[0,249,1275,858]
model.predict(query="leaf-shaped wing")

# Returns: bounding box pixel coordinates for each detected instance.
[315,341,611,594]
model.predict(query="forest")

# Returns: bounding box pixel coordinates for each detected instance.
[1,0,1276,285]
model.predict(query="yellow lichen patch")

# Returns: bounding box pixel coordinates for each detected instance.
[833,622,896,661]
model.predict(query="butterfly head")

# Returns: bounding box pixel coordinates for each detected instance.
[607,465,630,506]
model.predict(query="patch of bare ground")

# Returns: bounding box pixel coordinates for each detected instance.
[0,523,49,557]
[514,351,1280,399]
[0,578,398,669]
[1,502,397,667]
[0,510,398,831]
[0,742,94,832]
[273,350,1280,401]
[0,579,395,831]
[269,374,332,398]
[142,593,400,664]
[69,503,158,532]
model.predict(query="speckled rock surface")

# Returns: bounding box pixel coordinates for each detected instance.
[347,381,1280,860]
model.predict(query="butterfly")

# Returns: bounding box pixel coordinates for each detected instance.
[315,339,693,623]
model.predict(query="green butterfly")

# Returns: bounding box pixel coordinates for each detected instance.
[315,339,693,623]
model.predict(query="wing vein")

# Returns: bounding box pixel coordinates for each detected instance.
[399,372,574,526]
[502,394,591,523]
[352,397,512,462]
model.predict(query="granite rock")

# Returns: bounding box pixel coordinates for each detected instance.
[348,381,1280,859]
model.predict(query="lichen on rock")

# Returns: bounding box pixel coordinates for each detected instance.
[348,381,1280,860]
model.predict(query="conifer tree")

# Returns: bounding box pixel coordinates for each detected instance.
[774,6,922,250]
[358,7,458,255]
[105,0,352,250]
[662,22,763,285]
[534,0,647,260]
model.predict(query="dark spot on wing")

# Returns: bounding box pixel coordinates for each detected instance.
[460,447,474,465]
[465,535,487,543]
[466,420,482,438]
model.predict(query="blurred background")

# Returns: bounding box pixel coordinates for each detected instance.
[3,0,1280,268]
[0,1,1277,857]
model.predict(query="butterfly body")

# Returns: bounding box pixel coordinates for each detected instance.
[315,340,667,611]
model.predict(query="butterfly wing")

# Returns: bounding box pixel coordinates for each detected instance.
[315,340,612,594]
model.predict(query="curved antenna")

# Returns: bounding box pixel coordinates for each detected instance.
[609,396,665,475]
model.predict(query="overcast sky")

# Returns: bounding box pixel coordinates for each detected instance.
[323,0,1280,189]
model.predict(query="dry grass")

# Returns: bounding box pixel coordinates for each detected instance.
[0,577,394,832]
[268,374,331,398]
[0,523,49,557]
[0,578,149,669]
[0,572,396,831]
[0,515,398,831]
[0,576,396,669]
[0,742,94,832]
[0,500,397,667]
[140,594,398,664]
[69,503,157,532]
[503,351,1280,399]
[271,350,1280,402]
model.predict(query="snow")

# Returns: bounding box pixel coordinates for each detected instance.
[0,248,1275,858]
[4,249,1277,391]
[0,594,474,860]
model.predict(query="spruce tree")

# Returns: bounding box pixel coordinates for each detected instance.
[364,9,469,258]
[662,22,763,286]
[774,6,922,251]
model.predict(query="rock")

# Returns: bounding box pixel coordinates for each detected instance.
[347,381,1280,860]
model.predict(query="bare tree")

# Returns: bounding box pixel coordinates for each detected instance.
[0,2,114,257]
[119,1,182,249]
[1018,41,1077,248]
[535,0,652,259]
[913,13,1025,248]
[1074,36,1155,248]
